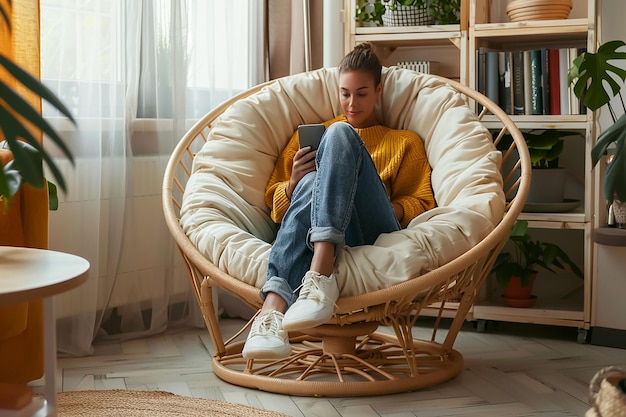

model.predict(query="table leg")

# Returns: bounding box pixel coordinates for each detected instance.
[43,297,57,416]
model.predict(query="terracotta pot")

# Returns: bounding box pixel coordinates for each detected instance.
[502,274,537,308]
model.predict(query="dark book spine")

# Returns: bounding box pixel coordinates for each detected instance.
[530,49,543,115]
[477,47,485,113]
[485,51,499,108]
[499,51,512,114]
[541,48,550,115]
[512,50,525,115]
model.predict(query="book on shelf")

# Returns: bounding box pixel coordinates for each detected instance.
[512,50,525,115]
[559,48,570,115]
[548,48,561,115]
[499,51,512,115]
[397,60,438,74]
[523,50,532,115]
[485,50,499,108]
[476,47,584,116]
[541,48,550,115]
[476,48,486,113]
[530,49,543,115]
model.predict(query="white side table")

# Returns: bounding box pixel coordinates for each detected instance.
[0,246,89,417]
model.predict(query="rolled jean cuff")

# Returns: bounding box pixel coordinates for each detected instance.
[306,226,345,252]
[261,276,298,307]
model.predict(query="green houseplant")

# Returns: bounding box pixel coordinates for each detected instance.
[0,4,75,208]
[499,129,581,204]
[355,0,460,26]
[491,220,584,307]
[568,40,626,222]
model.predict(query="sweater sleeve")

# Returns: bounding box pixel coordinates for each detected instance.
[390,132,436,228]
[265,132,299,223]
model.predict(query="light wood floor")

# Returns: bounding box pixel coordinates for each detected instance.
[52,318,626,417]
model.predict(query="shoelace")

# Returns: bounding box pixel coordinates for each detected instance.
[293,274,328,303]
[250,311,281,336]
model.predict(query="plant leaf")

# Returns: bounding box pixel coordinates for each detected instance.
[0,2,10,30]
[47,180,58,211]
[0,79,74,162]
[0,106,49,188]
[0,53,75,124]
[0,160,23,200]
[0,106,68,192]
[569,40,626,111]
[605,128,626,202]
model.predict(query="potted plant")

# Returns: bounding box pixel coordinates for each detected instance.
[355,0,460,27]
[0,5,74,208]
[490,220,584,307]
[499,129,582,205]
[568,40,626,227]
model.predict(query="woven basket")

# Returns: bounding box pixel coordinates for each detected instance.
[506,0,573,22]
[586,366,626,417]
[382,4,433,27]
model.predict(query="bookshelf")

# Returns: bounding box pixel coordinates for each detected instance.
[343,0,468,84]
[344,0,599,341]
[469,0,596,341]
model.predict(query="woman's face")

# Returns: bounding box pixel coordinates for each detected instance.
[339,70,381,128]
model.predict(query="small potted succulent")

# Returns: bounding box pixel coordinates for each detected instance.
[568,40,626,227]
[490,220,584,307]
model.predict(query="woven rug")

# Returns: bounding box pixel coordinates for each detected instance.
[56,390,289,417]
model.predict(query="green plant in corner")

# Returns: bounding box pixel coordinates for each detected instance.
[500,129,580,169]
[0,3,75,210]
[355,0,460,26]
[490,220,584,289]
[569,40,626,202]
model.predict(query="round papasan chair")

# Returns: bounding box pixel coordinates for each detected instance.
[162,66,530,397]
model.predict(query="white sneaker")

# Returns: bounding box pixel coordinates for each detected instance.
[241,310,291,360]
[282,271,339,332]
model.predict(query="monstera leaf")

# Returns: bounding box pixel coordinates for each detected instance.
[569,40,626,112]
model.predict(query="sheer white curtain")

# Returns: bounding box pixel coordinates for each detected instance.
[40,0,259,355]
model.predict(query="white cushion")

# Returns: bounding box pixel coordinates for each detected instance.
[180,67,505,296]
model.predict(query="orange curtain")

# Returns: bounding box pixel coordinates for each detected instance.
[0,0,46,385]
[1,0,42,136]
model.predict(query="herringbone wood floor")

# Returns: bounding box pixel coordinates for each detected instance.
[52,318,626,416]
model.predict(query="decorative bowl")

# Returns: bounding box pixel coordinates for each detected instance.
[506,0,573,22]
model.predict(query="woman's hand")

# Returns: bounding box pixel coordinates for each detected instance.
[286,147,317,199]
[392,202,404,222]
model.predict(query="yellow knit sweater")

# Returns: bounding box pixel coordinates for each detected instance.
[265,115,435,228]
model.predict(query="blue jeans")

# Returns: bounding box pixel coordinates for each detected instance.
[262,122,401,307]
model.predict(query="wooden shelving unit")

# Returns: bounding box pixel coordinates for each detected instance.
[344,0,599,341]
[343,0,468,84]
[468,0,596,341]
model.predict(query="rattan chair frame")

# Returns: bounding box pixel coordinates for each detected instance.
[162,73,531,397]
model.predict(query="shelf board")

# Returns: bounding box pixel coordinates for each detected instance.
[356,24,461,36]
[473,18,589,41]
[473,296,585,328]
[354,25,462,47]
[594,227,626,246]
[518,211,586,227]
[481,114,589,130]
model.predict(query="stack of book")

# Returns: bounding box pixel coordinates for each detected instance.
[476,47,587,116]
[397,60,437,74]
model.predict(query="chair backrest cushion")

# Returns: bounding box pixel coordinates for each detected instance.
[180,67,505,295]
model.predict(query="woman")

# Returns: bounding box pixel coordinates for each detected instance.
[242,43,435,359]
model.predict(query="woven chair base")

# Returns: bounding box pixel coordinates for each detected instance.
[212,325,464,397]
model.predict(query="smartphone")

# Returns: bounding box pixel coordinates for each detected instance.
[298,124,326,151]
